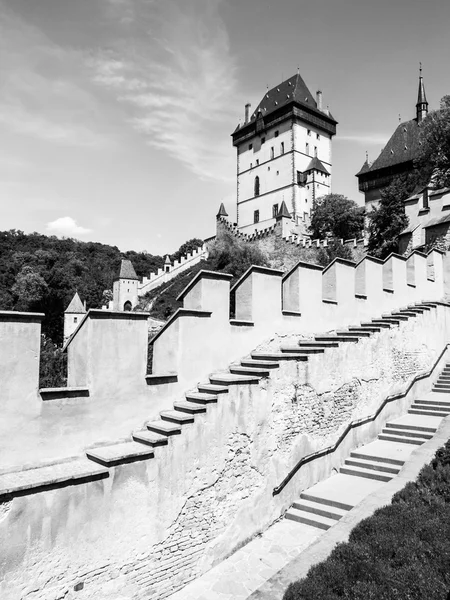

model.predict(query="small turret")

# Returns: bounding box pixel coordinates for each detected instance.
[112,259,139,311]
[216,202,228,219]
[64,292,86,341]
[416,63,428,123]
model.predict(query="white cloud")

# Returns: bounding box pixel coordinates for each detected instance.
[89,0,238,182]
[337,133,388,145]
[47,217,92,237]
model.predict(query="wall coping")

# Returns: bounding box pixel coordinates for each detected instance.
[384,252,407,262]
[0,310,45,321]
[322,257,356,274]
[63,309,150,351]
[427,247,446,255]
[230,265,284,294]
[282,260,323,281]
[150,308,212,345]
[176,270,233,302]
[273,340,450,495]
[356,255,384,266]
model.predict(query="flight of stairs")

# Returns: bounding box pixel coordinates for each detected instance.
[86,301,443,470]
[284,357,450,531]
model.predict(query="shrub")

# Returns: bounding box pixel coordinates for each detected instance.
[39,334,67,388]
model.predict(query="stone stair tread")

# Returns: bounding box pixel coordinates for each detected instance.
[381,427,433,439]
[344,457,401,474]
[314,335,359,343]
[160,410,194,423]
[336,330,372,337]
[285,507,336,530]
[209,373,261,385]
[132,430,168,447]
[147,420,182,435]
[281,346,325,353]
[240,359,280,368]
[229,366,271,375]
[340,465,393,482]
[297,341,339,347]
[351,439,413,465]
[185,392,219,404]
[363,321,392,328]
[409,409,449,417]
[251,352,308,361]
[414,398,450,407]
[173,401,207,414]
[385,313,409,320]
[196,384,229,394]
[386,414,440,432]
[86,442,154,467]
[378,433,423,445]
[302,473,383,509]
[349,326,382,332]
[423,391,450,401]
[292,498,348,520]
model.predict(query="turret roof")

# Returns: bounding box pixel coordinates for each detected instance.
[306,156,330,175]
[65,292,86,314]
[217,202,228,218]
[118,259,139,280]
[277,200,292,219]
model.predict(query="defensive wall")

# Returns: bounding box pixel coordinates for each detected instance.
[0,249,449,599]
[139,244,208,297]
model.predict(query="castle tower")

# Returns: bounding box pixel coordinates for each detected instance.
[416,64,428,123]
[232,73,337,235]
[113,259,139,311]
[64,292,86,342]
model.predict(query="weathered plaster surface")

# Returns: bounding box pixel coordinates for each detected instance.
[1,307,449,600]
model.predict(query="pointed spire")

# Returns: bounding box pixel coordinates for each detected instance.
[117,259,138,280]
[416,63,428,123]
[164,254,171,265]
[216,202,228,218]
[65,291,86,314]
[276,200,291,219]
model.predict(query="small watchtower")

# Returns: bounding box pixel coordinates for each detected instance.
[64,292,86,342]
[113,259,139,311]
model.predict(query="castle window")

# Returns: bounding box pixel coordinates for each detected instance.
[254,176,260,197]
[254,210,260,223]
[275,130,279,137]
[74,317,78,324]
[261,137,266,144]
[314,146,318,157]
[249,144,253,150]
[271,147,274,159]
[306,143,309,155]
[281,142,285,154]
[256,159,259,165]
[317,134,320,140]
[272,204,279,218]
[297,171,307,186]
[250,163,253,169]
[307,129,311,136]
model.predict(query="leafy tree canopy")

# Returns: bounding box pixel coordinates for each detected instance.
[170,238,204,262]
[416,95,450,188]
[309,194,364,240]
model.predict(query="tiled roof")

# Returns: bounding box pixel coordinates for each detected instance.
[277,200,291,219]
[251,73,337,124]
[217,202,228,217]
[305,156,330,175]
[118,259,139,280]
[65,292,86,314]
[363,118,422,174]
[356,159,371,177]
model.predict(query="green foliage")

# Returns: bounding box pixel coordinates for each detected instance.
[417,95,450,189]
[0,230,164,344]
[283,440,450,600]
[207,232,269,281]
[309,194,364,240]
[170,238,204,263]
[367,173,414,258]
[39,334,67,388]
[315,240,354,267]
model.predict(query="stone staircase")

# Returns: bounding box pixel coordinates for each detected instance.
[284,360,450,531]
[85,301,442,471]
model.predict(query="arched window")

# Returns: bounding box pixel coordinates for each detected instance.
[124,301,132,312]
[254,176,260,197]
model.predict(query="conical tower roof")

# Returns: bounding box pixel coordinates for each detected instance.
[216,202,228,218]
[117,259,139,280]
[277,200,292,219]
[65,292,86,314]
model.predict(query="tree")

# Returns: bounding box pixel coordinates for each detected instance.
[171,238,204,262]
[315,240,354,267]
[367,173,412,259]
[416,95,450,188]
[207,232,269,281]
[12,265,49,311]
[309,194,364,240]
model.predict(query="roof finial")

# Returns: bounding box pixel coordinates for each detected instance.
[297,65,300,75]
[399,113,401,122]
[419,61,422,77]
[365,151,369,162]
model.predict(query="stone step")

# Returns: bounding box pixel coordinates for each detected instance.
[209,374,260,386]
[381,427,433,440]
[86,442,154,467]
[185,392,219,404]
[314,335,359,343]
[336,330,372,337]
[349,325,382,332]
[285,507,335,530]
[291,498,348,521]
[408,304,431,311]
[432,385,450,392]
[394,311,417,317]
[415,398,450,407]
[173,401,207,414]
[363,321,392,328]
[409,408,450,418]
[350,449,405,467]
[196,384,229,395]
[340,465,393,482]
[229,365,271,376]
[385,421,437,433]
[240,359,280,369]
[281,346,325,354]
[300,491,353,512]
[132,430,169,447]
[403,307,427,313]
[297,341,339,347]
[344,457,401,474]
[436,375,450,381]
[160,410,195,425]
[147,420,182,436]
[371,318,400,326]
[378,433,424,445]
[251,352,308,362]
[386,313,410,320]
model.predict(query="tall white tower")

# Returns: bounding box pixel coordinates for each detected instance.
[232,73,337,235]
[113,260,139,311]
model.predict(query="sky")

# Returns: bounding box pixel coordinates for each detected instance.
[0,0,449,255]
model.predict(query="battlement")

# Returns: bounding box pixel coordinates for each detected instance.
[139,243,209,296]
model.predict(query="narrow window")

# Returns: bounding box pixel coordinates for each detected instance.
[275,130,279,138]
[256,159,259,166]
[314,146,318,157]
[271,146,274,159]
[307,129,311,136]
[281,142,285,154]
[254,176,260,197]
[249,143,253,150]
[317,134,320,140]
[261,137,266,144]
[74,317,78,324]
[306,143,309,155]
[254,210,260,224]
[272,204,279,218]
[250,162,253,169]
